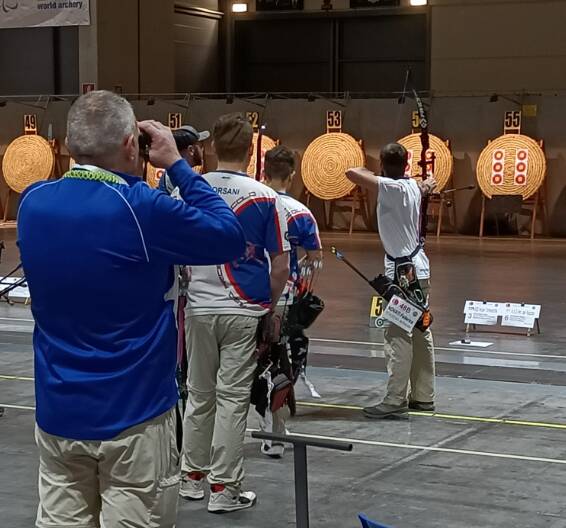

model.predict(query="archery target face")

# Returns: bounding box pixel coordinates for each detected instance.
[491,149,505,185]
[514,149,529,186]
[397,133,453,191]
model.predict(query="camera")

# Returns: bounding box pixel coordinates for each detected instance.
[139,128,193,159]
[139,131,151,161]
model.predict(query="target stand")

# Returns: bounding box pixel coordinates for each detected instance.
[325,186,372,235]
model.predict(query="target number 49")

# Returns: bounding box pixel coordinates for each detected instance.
[24,114,38,135]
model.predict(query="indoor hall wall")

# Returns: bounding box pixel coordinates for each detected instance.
[94,0,175,93]
[139,0,176,93]
[0,96,564,235]
[430,0,566,93]
[174,1,222,92]
[0,27,79,95]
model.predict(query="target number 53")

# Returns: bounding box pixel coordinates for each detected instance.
[326,110,342,133]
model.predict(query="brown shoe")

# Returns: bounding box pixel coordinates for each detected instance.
[363,402,409,420]
[409,401,435,412]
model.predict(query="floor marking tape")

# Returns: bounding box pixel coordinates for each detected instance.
[0,374,34,381]
[1,403,35,410]
[4,402,566,463]
[311,337,566,360]
[3,380,566,431]
[246,428,566,465]
[296,401,566,430]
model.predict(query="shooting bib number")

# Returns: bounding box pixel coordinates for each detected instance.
[397,133,453,192]
[2,135,54,193]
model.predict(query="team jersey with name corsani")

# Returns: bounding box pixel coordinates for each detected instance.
[186,170,290,316]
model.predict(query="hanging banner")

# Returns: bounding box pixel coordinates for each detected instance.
[0,1,90,29]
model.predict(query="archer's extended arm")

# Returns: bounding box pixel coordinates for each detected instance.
[345,167,380,195]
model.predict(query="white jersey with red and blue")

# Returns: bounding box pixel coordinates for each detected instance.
[278,193,321,285]
[187,170,290,316]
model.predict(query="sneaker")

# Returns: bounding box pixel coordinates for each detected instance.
[179,472,205,501]
[260,442,284,459]
[208,485,257,513]
[409,401,435,412]
[363,402,409,420]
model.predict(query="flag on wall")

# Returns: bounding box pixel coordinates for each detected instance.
[0,0,90,29]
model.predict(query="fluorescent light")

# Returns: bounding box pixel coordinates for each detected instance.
[410,0,427,5]
[232,2,248,12]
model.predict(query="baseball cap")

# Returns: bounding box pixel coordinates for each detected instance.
[178,125,210,144]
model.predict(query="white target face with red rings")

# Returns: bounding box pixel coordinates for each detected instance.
[491,149,506,185]
[515,174,526,184]
[492,174,503,185]
[514,148,529,186]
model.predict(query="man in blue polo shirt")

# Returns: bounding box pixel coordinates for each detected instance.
[17,90,246,528]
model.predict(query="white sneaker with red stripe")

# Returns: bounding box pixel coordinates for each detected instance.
[208,485,257,513]
[179,472,205,500]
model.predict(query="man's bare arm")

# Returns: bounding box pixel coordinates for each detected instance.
[269,251,290,308]
[345,167,379,196]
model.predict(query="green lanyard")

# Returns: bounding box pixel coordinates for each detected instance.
[63,169,126,185]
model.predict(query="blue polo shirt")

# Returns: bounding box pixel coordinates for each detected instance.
[17,160,246,440]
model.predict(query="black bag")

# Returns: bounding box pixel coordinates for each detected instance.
[285,293,324,333]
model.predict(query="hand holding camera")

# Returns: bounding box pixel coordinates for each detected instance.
[138,120,183,170]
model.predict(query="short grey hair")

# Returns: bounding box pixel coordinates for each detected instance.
[67,90,137,160]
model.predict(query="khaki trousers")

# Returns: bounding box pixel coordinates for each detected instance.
[35,407,180,528]
[183,314,259,493]
[382,279,435,406]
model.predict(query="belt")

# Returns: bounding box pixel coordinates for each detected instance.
[385,244,422,262]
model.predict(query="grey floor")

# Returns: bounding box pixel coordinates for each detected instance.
[2,231,566,527]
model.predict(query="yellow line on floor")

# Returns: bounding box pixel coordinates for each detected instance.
[1,403,35,410]
[1,407,562,464]
[296,401,566,431]
[247,428,566,466]
[2,374,566,432]
[0,374,34,381]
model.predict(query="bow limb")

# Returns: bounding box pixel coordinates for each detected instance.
[412,88,435,243]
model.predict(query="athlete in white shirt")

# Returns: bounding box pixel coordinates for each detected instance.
[258,145,322,458]
[181,114,290,512]
[346,142,437,419]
